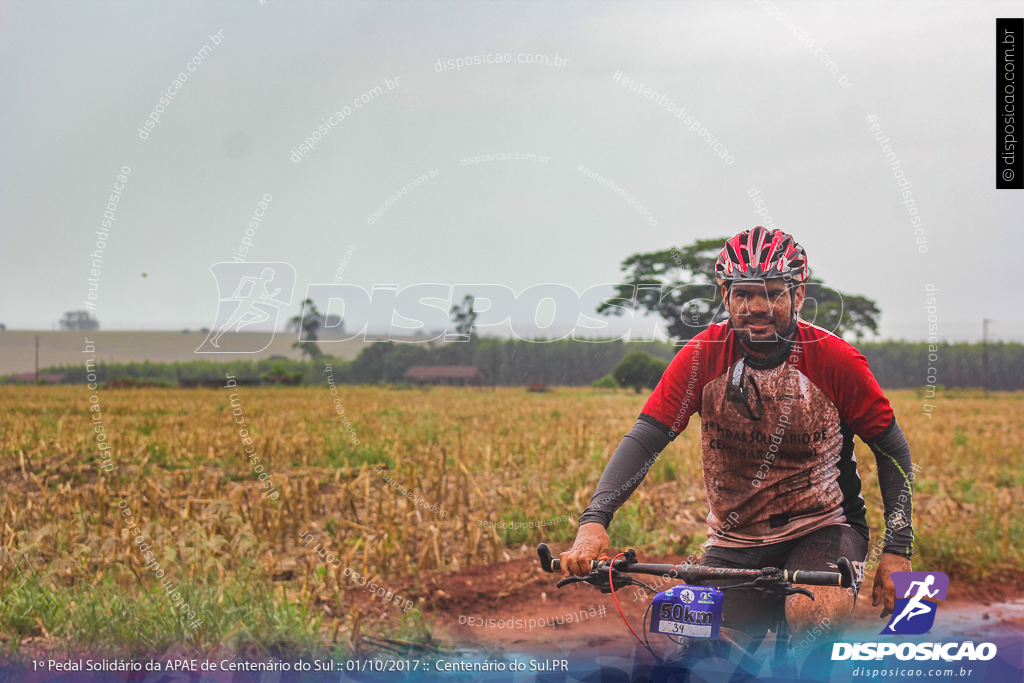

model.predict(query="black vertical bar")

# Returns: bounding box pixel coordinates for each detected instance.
[997,18,1023,189]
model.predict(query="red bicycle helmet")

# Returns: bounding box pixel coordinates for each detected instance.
[715,226,809,285]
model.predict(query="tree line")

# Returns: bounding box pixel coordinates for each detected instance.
[15,339,1023,390]
[21,237,1019,389]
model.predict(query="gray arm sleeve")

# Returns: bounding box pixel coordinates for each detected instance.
[577,417,673,528]
[865,419,915,557]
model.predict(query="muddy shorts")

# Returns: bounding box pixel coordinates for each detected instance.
[698,523,868,638]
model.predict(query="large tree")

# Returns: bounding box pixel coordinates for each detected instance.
[288,298,324,360]
[597,238,880,342]
[59,310,99,331]
[449,294,478,341]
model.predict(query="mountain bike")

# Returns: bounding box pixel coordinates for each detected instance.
[537,543,855,679]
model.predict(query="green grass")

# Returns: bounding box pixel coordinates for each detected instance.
[0,563,324,660]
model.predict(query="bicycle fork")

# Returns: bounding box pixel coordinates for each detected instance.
[771,614,791,667]
[768,602,801,679]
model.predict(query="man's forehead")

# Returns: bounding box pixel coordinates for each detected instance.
[729,279,794,291]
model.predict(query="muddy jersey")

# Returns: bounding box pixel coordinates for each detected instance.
[639,320,893,547]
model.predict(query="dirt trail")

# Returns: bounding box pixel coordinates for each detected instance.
[368,546,1024,659]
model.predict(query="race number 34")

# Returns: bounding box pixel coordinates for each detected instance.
[650,585,723,639]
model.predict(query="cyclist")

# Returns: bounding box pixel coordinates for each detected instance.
[561,227,915,649]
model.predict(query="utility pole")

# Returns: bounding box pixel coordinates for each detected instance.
[982,319,991,391]
[35,335,40,383]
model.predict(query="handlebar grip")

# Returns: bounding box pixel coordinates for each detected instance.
[788,556,855,588]
[788,569,849,588]
[837,556,856,589]
[538,543,555,572]
[552,558,600,572]
[537,543,600,573]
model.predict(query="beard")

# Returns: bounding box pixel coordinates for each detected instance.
[731,313,798,352]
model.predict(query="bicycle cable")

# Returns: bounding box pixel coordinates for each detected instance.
[609,552,664,663]
[641,601,666,664]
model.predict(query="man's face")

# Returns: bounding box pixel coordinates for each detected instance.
[722,279,805,343]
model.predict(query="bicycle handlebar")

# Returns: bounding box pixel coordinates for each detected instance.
[537,543,854,588]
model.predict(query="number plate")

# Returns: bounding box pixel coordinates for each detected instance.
[649,585,723,639]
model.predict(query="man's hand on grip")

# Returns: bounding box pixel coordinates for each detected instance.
[872,552,912,618]
[561,522,610,578]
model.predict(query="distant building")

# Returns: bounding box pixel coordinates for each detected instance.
[402,366,488,386]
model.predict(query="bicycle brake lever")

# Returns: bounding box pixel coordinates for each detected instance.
[556,575,592,589]
[600,569,636,594]
[591,565,637,593]
[789,586,815,600]
[751,582,814,600]
[721,573,817,601]
[555,567,635,593]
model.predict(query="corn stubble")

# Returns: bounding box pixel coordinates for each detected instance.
[0,386,1020,658]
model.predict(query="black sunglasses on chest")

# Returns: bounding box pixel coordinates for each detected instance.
[725,358,763,421]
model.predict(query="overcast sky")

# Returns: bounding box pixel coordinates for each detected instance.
[1,0,1021,342]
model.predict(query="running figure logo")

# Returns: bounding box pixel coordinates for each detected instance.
[882,571,949,635]
[196,262,296,353]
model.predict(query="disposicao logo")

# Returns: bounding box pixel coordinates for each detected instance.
[196,262,296,353]
[831,642,997,662]
[831,571,997,663]
[882,571,949,635]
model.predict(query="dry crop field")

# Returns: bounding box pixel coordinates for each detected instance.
[0,384,1021,659]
